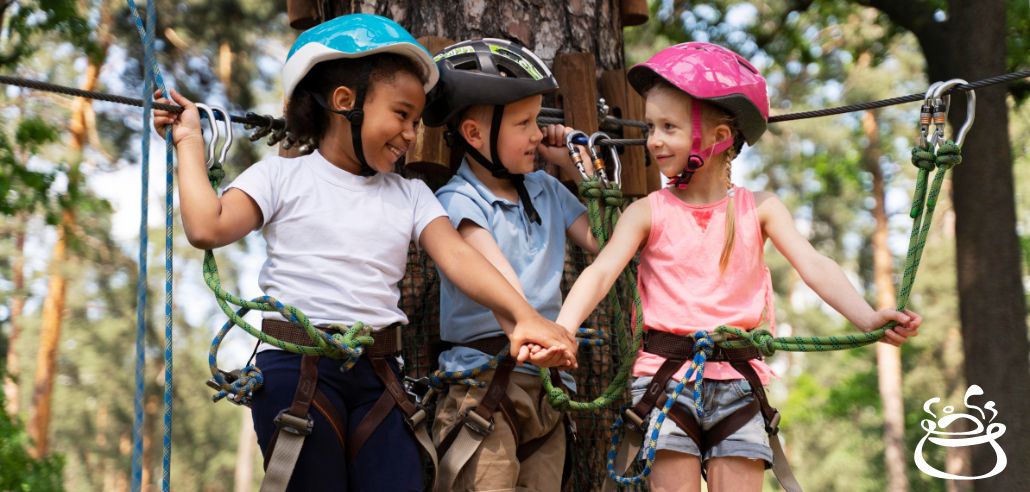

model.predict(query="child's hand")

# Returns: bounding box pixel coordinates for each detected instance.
[509,316,578,368]
[536,124,592,176]
[526,343,577,369]
[153,88,203,147]
[861,309,922,346]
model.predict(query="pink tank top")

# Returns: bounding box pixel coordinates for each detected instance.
[633,186,776,384]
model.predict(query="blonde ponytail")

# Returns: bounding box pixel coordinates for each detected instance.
[718,149,737,273]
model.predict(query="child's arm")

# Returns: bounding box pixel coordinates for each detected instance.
[538,124,600,254]
[556,198,651,332]
[758,192,921,345]
[455,221,566,367]
[420,217,578,367]
[154,89,261,249]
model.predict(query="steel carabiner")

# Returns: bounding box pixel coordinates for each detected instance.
[931,79,976,147]
[195,103,220,169]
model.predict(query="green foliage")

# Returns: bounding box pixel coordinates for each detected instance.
[0,368,65,492]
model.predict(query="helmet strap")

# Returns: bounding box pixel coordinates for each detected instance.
[309,64,377,177]
[457,105,541,224]
[670,102,734,189]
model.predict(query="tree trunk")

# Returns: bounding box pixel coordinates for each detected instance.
[862,110,908,491]
[332,0,624,70]
[28,206,71,458]
[234,411,257,492]
[943,2,1029,489]
[3,213,26,417]
[865,0,1028,487]
[28,43,101,459]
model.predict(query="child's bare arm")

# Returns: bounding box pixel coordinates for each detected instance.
[420,217,578,366]
[758,192,921,345]
[154,89,261,249]
[556,198,650,332]
[567,214,600,255]
[455,221,567,367]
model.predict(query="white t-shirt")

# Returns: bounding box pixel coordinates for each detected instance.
[228,150,447,333]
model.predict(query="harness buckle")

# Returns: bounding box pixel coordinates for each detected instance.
[403,376,433,405]
[274,410,314,436]
[622,407,647,432]
[462,408,495,436]
[766,410,782,436]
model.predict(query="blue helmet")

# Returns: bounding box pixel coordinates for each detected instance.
[282,14,438,100]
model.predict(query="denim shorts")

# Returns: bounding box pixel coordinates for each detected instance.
[630,377,773,467]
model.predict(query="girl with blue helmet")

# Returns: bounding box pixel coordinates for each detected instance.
[154,14,576,491]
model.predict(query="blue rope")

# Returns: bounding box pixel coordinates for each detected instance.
[126,1,173,491]
[605,331,714,485]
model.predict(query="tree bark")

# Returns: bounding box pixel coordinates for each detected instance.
[946,2,1029,488]
[332,0,623,70]
[862,110,908,492]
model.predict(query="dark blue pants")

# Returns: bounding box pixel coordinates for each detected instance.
[251,351,423,491]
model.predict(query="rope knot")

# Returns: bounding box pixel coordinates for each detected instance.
[578,179,603,199]
[911,146,936,171]
[749,329,777,357]
[602,188,625,207]
[934,140,962,170]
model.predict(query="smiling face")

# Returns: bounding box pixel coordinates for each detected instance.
[644,85,732,180]
[460,95,544,175]
[355,71,427,173]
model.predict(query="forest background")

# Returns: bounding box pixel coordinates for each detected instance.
[1,0,1027,491]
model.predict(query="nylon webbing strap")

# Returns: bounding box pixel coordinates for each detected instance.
[437,357,517,490]
[729,360,802,492]
[260,355,318,492]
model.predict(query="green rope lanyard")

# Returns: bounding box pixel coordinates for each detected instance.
[540,139,960,411]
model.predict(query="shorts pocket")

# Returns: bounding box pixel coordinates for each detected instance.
[734,379,753,399]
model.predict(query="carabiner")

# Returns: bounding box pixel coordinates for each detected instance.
[195,103,220,169]
[586,132,611,185]
[210,106,234,165]
[932,79,976,147]
[565,130,591,180]
[918,81,943,148]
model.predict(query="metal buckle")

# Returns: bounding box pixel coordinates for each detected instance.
[462,408,495,436]
[274,410,314,436]
[766,411,782,436]
[403,376,433,405]
[622,407,646,432]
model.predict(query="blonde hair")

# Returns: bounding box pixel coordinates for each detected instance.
[719,146,738,273]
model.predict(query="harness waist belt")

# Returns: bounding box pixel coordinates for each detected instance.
[261,319,402,356]
[448,334,509,356]
[642,330,762,362]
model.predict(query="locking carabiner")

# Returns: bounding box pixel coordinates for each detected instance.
[587,132,612,186]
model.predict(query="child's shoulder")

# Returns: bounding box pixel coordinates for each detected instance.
[435,172,482,202]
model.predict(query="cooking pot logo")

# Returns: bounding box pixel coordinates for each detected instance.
[914,384,1006,480]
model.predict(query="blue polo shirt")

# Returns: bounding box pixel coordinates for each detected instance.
[436,161,586,385]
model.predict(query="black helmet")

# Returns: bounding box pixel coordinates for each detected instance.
[422,38,558,127]
[423,39,558,225]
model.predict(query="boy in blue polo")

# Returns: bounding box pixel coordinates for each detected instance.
[420,39,599,491]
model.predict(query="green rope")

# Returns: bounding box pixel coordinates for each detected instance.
[542,139,960,410]
[202,166,376,402]
[541,178,644,412]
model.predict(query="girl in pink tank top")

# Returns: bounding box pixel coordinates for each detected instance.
[557,42,922,491]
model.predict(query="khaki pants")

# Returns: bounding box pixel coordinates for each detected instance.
[433,370,567,492]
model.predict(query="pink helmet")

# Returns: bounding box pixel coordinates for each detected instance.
[628,42,769,145]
